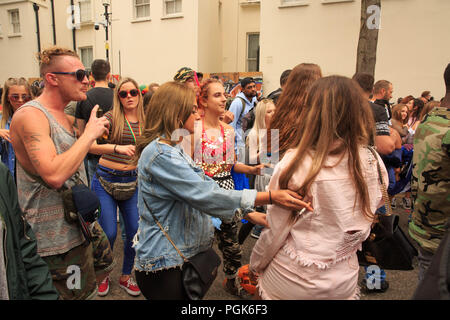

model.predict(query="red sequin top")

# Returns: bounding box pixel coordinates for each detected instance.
[197,121,234,178]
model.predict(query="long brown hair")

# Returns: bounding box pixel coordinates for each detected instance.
[109,77,145,144]
[278,76,375,220]
[132,81,196,165]
[268,63,322,158]
[1,77,33,129]
[391,104,409,125]
[419,101,440,121]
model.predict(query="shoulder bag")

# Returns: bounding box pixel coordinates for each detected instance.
[357,146,418,270]
[143,198,221,300]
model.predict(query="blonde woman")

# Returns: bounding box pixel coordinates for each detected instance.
[89,77,145,297]
[0,77,33,177]
[240,99,276,241]
[250,76,388,300]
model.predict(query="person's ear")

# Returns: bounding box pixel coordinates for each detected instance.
[44,73,58,87]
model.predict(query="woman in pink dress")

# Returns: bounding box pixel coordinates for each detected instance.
[249,76,388,300]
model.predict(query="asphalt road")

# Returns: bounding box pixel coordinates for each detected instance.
[95,194,419,301]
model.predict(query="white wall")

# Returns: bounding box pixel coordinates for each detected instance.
[260,0,450,100]
[260,0,360,94]
[0,0,54,82]
[375,0,450,100]
[107,0,199,86]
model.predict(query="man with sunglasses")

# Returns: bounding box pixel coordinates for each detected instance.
[75,59,114,185]
[10,47,114,300]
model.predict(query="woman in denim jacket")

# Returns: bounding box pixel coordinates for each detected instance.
[131,81,312,300]
[0,78,33,179]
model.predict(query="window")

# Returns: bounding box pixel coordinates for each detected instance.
[79,47,93,70]
[135,0,150,19]
[79,0,92,23]
[279,0,309,7]
[164,0,182,15]
[247,33,259,72]
[8,9,20,34]
[322,0,354,3]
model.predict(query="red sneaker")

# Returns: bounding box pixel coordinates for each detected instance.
[119,277,141,297]
[98,276,109,297]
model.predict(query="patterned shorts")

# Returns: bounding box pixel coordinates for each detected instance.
[42,221,115,300]
[212,171,235,190]
[212,171,241,276]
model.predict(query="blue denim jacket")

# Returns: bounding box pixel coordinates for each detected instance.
[134,138,257,272]
[0,116,15,178]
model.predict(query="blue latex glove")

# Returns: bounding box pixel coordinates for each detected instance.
[211,217,222,230]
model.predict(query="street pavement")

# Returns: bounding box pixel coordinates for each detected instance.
[95,194,419,301]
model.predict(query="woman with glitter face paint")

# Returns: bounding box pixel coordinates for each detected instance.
[197,78,264,298]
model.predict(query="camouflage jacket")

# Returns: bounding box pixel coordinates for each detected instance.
[409,107,450,254]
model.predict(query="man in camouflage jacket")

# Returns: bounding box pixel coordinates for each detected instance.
[409,64,450,281]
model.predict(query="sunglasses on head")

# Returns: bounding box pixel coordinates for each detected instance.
[50,69,89,82]
[9,94,32,103]
[118,89,139,99]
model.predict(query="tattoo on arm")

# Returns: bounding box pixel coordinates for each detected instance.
[23,128,42,168]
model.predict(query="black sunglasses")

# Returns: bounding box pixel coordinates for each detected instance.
[118,89,139,99]
[50,69,89,82]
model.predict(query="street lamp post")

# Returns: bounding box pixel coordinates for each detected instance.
[103,3,111,62]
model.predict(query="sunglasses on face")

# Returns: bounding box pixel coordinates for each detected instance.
[118,89,139,99]
[50,69,89,82]
[9,94,32,103]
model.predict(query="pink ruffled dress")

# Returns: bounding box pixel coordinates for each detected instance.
[249,147,388,300]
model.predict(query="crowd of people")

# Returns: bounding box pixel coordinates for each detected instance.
[0,46,448,300]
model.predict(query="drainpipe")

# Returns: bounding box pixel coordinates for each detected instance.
[50,0,56,44]
[33,3,41,53]
[70,0,77,51]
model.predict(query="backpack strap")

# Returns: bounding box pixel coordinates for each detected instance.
[237,97,247,123]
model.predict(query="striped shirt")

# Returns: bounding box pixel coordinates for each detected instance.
[102,111,141,165]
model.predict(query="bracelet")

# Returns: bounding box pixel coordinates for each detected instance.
[114,145,118,153]
[269,190,272,205]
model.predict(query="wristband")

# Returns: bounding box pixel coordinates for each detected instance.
[269,190,273,205]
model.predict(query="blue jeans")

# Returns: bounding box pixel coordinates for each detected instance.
[88,158,127,241]
[91,164,139,275]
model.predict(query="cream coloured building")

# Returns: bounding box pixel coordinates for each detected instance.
[0,0,449,100]
[261,0,450,100]
[0,0,260,87]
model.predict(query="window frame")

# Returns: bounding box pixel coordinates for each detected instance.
[78,0,93,24]
[163,0,183,18]
[79,46,94,71]
[279,0,310,8]
[8,9,21,36]
[246,32,260,72]
[134,0,151,20]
